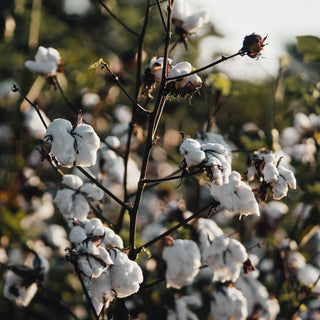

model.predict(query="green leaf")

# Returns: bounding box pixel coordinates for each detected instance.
[296,35,320,61]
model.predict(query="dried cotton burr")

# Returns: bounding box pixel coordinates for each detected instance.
[25,46,63,76]
[162,238,201,289]
[43,118,100,168]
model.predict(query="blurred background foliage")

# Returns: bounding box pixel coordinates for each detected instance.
[0,0,320,319]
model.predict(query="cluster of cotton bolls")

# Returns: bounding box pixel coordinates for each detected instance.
[180,135,261,219]
[246,149,296,200]
[279,112,320,164]
[67,218,143,315]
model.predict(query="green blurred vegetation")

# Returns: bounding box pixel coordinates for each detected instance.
[0,0,320,319]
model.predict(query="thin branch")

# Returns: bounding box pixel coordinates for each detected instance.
[141,168,203,184]
[156,0,167,31]
[96,0,139,37]
[166,51,242,82]
[99,60,151,114]
[13,83,48,129]
[37,282,80,320]
[53,76,82,115]
[134,201,218,255]
[76,166,133,212]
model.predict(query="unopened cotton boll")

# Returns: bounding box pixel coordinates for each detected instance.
[25,46,62,75]
[162,239,201,289]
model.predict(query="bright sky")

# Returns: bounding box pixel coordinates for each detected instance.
[190,0,320,80]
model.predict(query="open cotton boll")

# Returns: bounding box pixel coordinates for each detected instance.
[105,135,121,149]
[83,218,105,237]
[203,235,248,283]
[72,123,100,167]
[294,112,311,132]
[172,0,191,21]
[61,174,84,189]
[148,57,173,82]
[180,138,206,167]
[25,46,61,75]
[69,225,87,245]
[102,227,123,248]
[182,10,209,34]
[44,119,75,167]
[79,183,104,201]
[86,270,115,314]
[262,153,279,183]
[109,249,143,298]
[278,165,296,189]
[197,218,223,252]
[210,286,248,320]
[264,201,289,219]
[236,182,260,218]
[162,239,201,289]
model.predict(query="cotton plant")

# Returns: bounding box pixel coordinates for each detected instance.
[54,174,104,221]
[210,285,248,320]
[25,46,63,76]
[162,238,201,289]
[179,137,231,185]
[167,294,201,320]
[3,251,49,307]
[202,234,249,283]
[246,149,296,201]
[85,248,143,315]
[43,118,100,168]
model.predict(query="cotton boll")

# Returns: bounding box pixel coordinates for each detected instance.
[109,249,143,298]
[163,239,201,289]
[86,270,115,314]
[100,148,124,183]
[271,176,289,200]
[294,113,311,132]
[262,154,278,183]
[73,123,100,167]
[196,218,223,252]
[61,174,84,189]
[264,201,289,219]
[278,165,296,189]
[210,286,248,320]
[101,227,123,248]
[104,136,121,149]
[236,182,260,218]
[297,264,320,293]
[69,226,87,245]
[44,119,75,167]
[172,0,191,21]
[79,183,104,201]
[54,189,77,216]
[45,224,69,254]
[182,10,209,34]
[280,127,301,146]
[83,218,104,237]
[25,46,61,75]
[180,138,205,167]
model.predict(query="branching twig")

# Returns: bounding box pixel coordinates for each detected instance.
[134,201,218,255]
[166,52,242,82]
[96,0,139,37]
[97,60,151,114]
[12,83,48,129]
[156,0,167,31]
[76,166,133,212]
